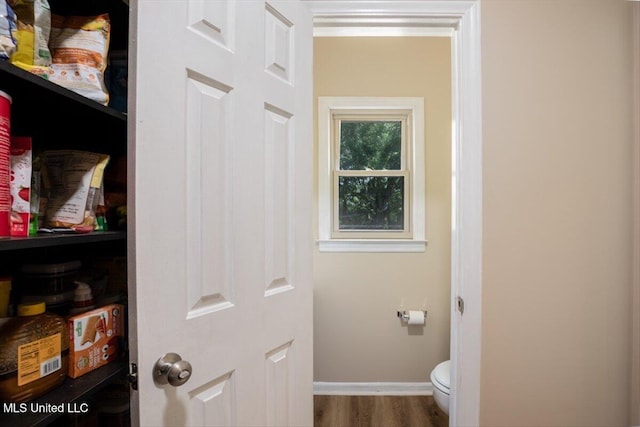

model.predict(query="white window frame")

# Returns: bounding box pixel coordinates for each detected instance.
[318,97,426,252]
[331,110,411,239]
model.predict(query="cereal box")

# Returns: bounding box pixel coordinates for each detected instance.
[68,304,124,378]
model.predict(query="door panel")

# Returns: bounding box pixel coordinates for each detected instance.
[185,73,233,318]
[129,1,313,425]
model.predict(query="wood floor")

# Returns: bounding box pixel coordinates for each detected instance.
[314,395,449,427]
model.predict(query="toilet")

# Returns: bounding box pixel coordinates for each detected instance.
[430,360,450,415]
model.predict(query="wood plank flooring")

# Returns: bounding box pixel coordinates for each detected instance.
[314,395,449,427]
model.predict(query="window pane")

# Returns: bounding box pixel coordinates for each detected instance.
[338,176,404,230]
[340,121,401,170]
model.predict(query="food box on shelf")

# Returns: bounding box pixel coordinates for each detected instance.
[67,304,124,378]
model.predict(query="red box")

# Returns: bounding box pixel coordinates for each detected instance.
[10,136,32,237]
[0,90,12,237]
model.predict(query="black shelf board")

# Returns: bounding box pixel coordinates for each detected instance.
[0,361,126,427]
[0,61,126,123]
[0,61,127,156]
[0,231,126,252]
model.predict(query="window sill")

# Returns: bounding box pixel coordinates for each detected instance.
[317,239,427,253]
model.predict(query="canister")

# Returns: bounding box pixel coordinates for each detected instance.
[0,302,69,402]
[19,261,81,316]
[69,281,96,315]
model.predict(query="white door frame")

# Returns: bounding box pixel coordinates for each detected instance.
[304,2,482,426]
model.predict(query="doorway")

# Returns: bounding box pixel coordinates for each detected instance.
[305,2,483,425]
[312,34,452,388]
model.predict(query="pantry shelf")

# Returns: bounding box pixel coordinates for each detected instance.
[0,61,125,122]
[0,361,127,427]
[0,231,126,252]
[0,2,130,423]
[0,61,127,157]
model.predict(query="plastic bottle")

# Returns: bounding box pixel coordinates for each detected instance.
[0,302,69,402]
[69,281,96,315]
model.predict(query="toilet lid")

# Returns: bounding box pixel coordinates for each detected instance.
[431,360,450,391]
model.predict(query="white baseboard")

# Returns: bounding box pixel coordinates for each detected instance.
[313,382,433,396]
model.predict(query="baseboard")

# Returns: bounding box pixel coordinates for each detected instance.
[313,382,433,396]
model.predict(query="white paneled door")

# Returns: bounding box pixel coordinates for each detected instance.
[129,1,313,425]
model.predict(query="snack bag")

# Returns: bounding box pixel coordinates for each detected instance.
[42,150,110,231]
[9,136,31,236]
[48,14,110,105]
[8,0,51,71]
[0,0,17,60]
[94,179,106,231]
[28,154,40,235]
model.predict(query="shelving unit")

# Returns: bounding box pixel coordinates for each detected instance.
[0,363,126,427]
[0,231,126,252]
[0,60,126,122]
[0,60,127,157]
[0,1,130,424]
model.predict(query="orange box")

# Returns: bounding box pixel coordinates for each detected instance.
[67,304,124,378]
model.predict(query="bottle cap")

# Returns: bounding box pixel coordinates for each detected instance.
[17,302,46,316]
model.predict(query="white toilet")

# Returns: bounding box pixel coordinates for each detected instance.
[430,360,450,415]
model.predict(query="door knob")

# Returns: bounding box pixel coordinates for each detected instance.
[153,353,193,387]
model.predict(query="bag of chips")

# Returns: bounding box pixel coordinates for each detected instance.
[48,14,110,104]
[0,0,17,60]
[42,150,110,231]
[8,0,52,71]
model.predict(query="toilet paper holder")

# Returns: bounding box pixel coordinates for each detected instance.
[396,310,427,322]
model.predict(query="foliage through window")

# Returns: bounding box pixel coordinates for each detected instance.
[335,118,408,234]
[318,97,425,251]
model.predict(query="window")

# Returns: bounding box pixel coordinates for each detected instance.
[318,97,426,252]
[333,113,410,237]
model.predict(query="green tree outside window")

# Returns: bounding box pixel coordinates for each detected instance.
[338,121,404,230]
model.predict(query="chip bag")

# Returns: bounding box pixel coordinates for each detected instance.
[42,150,110,231]
[48,14,110,104]
[8,0,51,72]
[0,0,17,60]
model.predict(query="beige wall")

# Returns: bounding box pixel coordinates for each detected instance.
[481,1,634,425]
[313,37,452,382]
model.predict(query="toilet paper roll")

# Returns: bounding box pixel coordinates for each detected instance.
[407,310,425,325]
